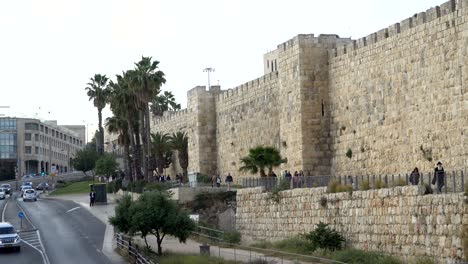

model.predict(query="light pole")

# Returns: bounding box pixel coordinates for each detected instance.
[82,121,94,144]
[203,68,215,89]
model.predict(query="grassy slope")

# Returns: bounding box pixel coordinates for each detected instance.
[49,181,94,195]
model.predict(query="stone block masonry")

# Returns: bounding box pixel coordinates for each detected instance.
[150,0,467,180]
[236,186,467,263]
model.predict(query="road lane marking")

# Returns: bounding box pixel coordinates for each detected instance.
[21,232,50,264]
[1,199,8,221]
[66,206,81,213]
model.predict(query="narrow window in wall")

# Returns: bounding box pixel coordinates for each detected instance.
[267,60,269,69]
[321,100,325,117]
[274,60,277,72]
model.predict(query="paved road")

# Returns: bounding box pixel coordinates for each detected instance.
[0,194,113,264]
[0,196,44,264]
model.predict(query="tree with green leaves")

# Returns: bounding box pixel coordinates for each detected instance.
[170,132,188,178]
[85,74,109,156]
[150,132,172,176]
[151,91,181,117]
[109,191,195,255]
[107,72,143,180]
[106,116,131,178]
[239,146,287,177]
[109,195,133,233]
[95,153,119,180]
[72,146,99,177]
[129,57,166,181]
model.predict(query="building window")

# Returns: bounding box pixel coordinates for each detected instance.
[25,146,32,154]
[25,133,32,141]
[0,119,17,130]
[40,125,43,132]
[35,147,39,154]
[25,123,39,131]
[35,134,39,141]
[45,127,48,134]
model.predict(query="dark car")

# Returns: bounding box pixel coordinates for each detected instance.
[35,182,49,191]
[0,184,11,195]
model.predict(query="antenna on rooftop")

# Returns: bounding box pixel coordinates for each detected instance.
[203,67,215,89]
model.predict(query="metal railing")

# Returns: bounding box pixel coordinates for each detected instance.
[241,169,467,194]
[191,227,345,264]
[116,233,156,264]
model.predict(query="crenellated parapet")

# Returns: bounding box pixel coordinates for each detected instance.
[331,0,462,58]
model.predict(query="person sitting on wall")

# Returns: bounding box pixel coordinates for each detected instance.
[432,161,445,193]
[216,175,222,187]
[409,167,420,185]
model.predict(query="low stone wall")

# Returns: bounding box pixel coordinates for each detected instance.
[236,186,467,263]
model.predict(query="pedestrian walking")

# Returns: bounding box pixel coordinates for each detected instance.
[432,161,445,193]
[225,173,233,191]
[89,189,96,206]
[216,175,222,187]
[409,167,420,185]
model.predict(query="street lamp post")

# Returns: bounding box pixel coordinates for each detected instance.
[203,68,215,89]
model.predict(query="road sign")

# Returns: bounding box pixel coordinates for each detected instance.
[18,212,24,218]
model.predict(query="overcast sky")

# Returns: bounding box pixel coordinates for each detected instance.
[0,0,444,141]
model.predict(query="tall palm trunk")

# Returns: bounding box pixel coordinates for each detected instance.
[98,109,104,155]
[139,110,148,181]
[126,116,137,181]
[144,105,152,181]
[133,118,143,180]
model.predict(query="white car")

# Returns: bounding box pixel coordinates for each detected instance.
[23,189,37,202]
[20,185,33,197]
[0,189,5,200]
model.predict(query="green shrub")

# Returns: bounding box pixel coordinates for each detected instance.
[268,179,290,203]
[272,236,315,254]
[327,181,352,194]
[375,180,385,189]
[197,174,212,184]
[249,240,272,249]
[128,180,146,193]
[144,182,169,192]
[330,249,401,264]
[305,222,345,251]
[360,180,370,190]
[410,257,436,264]
[346,148,353,159]
[223,231,241,244]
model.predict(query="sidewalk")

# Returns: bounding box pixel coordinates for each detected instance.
[46,193,126,264]
[51,193,315,264]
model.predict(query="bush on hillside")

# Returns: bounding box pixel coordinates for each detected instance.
[305,222,345,251]
[327,181,352,194]
[223,231,241,244]
[330,249,401,264]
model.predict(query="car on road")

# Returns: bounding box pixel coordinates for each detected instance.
[0,222,21,252]
[20,185,33,196]
[21,175,34,181]
[23,189,37,202]
[35,182,49,191]
[0,189,5,200]
[0,184,11,195]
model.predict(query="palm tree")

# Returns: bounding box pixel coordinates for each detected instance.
[239,146,287,177]
[85,74,109,155]
[130,57,166,180]
[107,72,143,180]
[105,116,130,178]
[150,132,172,176]
[170,132,188,180]
[151,91,181,117]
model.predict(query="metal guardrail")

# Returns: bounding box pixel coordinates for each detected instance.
[241,169,468,194]
[116,233,156,264]
[192,226,345,264]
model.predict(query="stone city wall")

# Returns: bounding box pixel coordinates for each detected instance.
[328,0,468,175]
[151,109,189,177]
[236,186,467,263]
[215,73,281,177]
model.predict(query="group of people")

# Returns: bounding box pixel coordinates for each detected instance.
[211,173,234,190]
[408,161,446,193]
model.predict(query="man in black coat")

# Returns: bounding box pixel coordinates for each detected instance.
[432,161,445,193]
